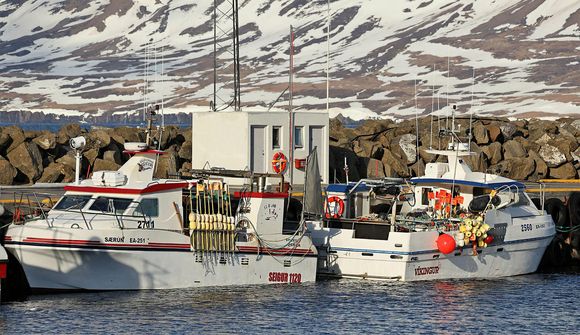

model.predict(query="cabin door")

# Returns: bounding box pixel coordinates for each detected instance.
[309,126,324,171]
[250,125,266,173]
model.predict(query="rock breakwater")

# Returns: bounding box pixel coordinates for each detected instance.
[329,117,580,182]
[0,124,192,185]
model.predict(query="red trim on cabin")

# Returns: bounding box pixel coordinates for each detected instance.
[64,182,189,194]
[234,191,289,199]
[123,150,165,155]
[0,262,7,279]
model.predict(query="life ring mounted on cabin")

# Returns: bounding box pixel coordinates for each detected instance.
[325,196,345,219]
[272,152,288,174]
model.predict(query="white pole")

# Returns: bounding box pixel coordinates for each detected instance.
[75,151,81,185]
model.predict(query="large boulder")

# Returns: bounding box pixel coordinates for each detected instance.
[3,126,26,153]
[154,147,178,178]
[37,162,75,183]
[465,151,488,173]
[103,150,122,165]
[528,119,558,142]
[503,140,526,159]
[539,144,566,167]
[482,142,502,165]
[56,124,82,145]
[0,156,18,185]
[158,126,179,150]
[92,158,121,172]
[528,150,549,180]
[473,122,489,144]
[487,124,502,143]
[500,123,517,141]
[0,131,11,151]
[418,146,437,163]
[6,142,44,183]
[549,162,577,179]
[549,136,578,162]
[111,127,144,143]
[178,140,192,161]
[82,148,99,166]
[33,132,57,150]
[391,134,417,164]
[505,157,535,180]
[355,119,394,136]
[381,148,409,177]
[361,157,386,179]
[87,129,111,149]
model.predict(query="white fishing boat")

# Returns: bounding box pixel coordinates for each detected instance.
[1,113,316,291]
[306,118,555,281]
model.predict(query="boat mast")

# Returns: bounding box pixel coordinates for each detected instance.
[289,26,295,186]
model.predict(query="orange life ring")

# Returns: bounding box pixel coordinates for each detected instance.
[325,196,345,219]
[272,152,288,174]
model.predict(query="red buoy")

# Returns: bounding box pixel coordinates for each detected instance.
[436,233,456,254]
[484,235,494,244]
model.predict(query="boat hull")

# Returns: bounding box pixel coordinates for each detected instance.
[4,225,317,290]
[309,214,555,281]
[316,236,552,281]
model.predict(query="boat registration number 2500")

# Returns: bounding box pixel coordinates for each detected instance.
[268,272,302,283]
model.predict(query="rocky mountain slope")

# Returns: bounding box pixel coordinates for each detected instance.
[0,0,579,122]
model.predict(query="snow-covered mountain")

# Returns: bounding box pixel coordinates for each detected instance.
[0,0,578,122]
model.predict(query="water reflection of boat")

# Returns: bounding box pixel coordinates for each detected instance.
[307,121,555,281]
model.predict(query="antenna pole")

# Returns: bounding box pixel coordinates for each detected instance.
[289,26,295,186]
[212,0,217,111]
[468,68,475,150]
[414,79,419,172]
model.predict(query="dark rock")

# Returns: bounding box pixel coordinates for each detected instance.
[503,140,526,159]
[0,156,17,185]
[329,145,360,182]
[56,153,77,170]
[418,146,437,163]
[6,142,44,183]
[179,161,193,178]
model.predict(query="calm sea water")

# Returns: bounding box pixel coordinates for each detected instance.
[1,273,578,335]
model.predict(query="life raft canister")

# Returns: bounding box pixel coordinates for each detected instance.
[325,196,345,219]
[272,152,288,174]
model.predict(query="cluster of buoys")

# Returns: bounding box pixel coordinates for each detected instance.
[454,215,494,255]
[188,181,236,252]
[428,189,464,218]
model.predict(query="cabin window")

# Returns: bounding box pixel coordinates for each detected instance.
[89,197,132,214]
[53,195,92,211]
[134,198,159,218]
[272,126,281,149]
[421,188,432,206]
[294,126,303,148]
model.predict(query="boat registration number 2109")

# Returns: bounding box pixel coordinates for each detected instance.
[268,272,302,283]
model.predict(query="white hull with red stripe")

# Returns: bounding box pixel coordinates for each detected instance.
[5,223,315,289]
